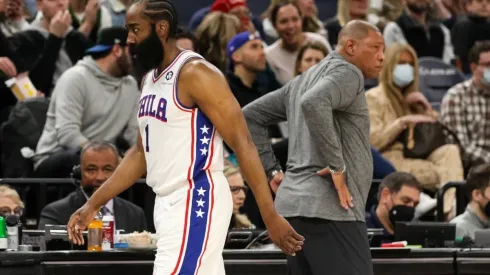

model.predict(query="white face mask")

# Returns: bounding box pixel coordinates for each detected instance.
[482,68,490,87]
[393,64,415,88]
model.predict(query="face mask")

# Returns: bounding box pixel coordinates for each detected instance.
[393,64,415,88]
[389,205,415,226]
[482,68,490,87]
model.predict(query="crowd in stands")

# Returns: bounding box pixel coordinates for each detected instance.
[0,0,490,247]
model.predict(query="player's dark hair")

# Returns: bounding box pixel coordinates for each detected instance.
[466,164,490,201]
[377,172,421,201]
[136,0,179,38]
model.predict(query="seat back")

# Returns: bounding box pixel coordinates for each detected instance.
[418,57,465,103]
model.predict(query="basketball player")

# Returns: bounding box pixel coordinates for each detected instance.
[67,0,304,274]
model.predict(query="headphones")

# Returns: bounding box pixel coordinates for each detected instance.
[71,165,82,180]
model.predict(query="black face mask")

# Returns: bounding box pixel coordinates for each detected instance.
[389,205,415,226]
[130,24,165,80]
[407,3,428,15]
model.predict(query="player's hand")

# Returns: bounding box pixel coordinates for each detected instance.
[67,202,99,245]
[317,168,354,210]
[269,171,283,193]
[265,214,304,256]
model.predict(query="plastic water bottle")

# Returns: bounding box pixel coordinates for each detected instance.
[87,212,103,251]
[6,215,19,251]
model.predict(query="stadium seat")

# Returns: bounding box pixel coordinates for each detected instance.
[418,57,465,103]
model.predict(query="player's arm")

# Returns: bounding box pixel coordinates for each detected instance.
[68,134,147,245]
[181,60,304,255]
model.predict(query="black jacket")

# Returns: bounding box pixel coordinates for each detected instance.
[451,15,490,74]
[38,189,147,233]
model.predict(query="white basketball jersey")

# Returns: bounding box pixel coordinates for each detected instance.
[137,50,224,196]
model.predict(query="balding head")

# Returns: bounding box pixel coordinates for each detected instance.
[337,20,380,48]
[336,20,385,79]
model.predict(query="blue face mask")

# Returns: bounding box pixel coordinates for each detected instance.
[393,64,415,88]
[482,68,490,87]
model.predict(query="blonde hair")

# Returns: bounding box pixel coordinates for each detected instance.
[378,43,421,118]
[337,0,368,27]
[195,12,240,72]
[0,185,25,208]
[224,165,241,178]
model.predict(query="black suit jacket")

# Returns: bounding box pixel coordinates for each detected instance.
[38,190,147,233]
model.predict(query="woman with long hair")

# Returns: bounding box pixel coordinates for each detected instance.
[195,11,240,72]
[294,41,328,75]
[264,2,331,85]
[366,43,464,218]
[262,0,327,40]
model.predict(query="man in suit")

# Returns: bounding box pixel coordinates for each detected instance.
[38,141,147,233]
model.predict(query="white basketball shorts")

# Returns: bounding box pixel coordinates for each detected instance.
[152,171,233,275]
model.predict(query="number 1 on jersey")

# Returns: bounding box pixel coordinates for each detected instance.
[145,124,150,152]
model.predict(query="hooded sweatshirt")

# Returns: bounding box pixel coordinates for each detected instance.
[34,56,140,167]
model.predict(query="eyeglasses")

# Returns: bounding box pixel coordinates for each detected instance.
[0,206,24,217]
[230,186,248,194]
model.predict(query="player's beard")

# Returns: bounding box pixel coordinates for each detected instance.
[130,24,165,81]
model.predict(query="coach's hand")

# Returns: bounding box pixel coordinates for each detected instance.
[67,202,99,245]
[317,168,354,210]
[269,171,283,193]
[266,214,304,256]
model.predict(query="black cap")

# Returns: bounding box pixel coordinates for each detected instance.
[86,27,128,55]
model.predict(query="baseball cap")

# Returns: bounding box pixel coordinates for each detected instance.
[86,27,129,55]
[210,0,246,13]
[226,31,261,71]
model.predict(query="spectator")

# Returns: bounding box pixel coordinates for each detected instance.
[226,31,267,107]
[0,0,29,37]
[383,0,455,64]
[294,41,328,75]
[439,0,467,29]
[33,27,139,178]
[28,0,89,94]
[175,29,198,51]
[365,172,421,246]
[0,184,25,219]
[451,164,490,240]
[265,2,331,85]
[324,0,373,48]
[69,0,118,45]
[38,141,147,232]
[366,43,464,216]
[262,0,327,40]
[451,0,490,74]
[225,166,255,230]
[441,41,490,172]
[195,11,240,72]
[187,0,266,39]
[99,0,132,28]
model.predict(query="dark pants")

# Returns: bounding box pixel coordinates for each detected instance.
[286,217,373,275]
[33,148,80,178]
